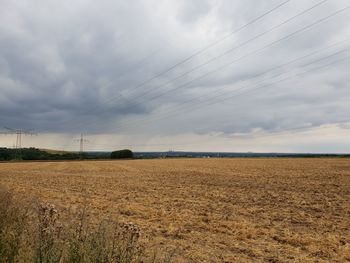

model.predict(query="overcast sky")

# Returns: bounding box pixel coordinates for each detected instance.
[1,0,350,152]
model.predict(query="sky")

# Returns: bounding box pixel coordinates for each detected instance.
[0,0,350,153]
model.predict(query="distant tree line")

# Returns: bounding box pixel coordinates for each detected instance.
[0,148,80,161]
[0,148,135,161]
[111,149,133,159]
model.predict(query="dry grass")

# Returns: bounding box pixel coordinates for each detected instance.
[0,188,174,263]
[0,158,349,262]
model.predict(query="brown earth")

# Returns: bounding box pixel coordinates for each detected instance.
[0,158,349,262]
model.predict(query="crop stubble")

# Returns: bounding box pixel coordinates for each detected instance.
[0,158,349,262]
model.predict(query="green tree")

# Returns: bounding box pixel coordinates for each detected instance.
[111,149,133,159]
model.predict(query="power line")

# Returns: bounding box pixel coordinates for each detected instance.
[108,48,350,131]
[96,11,350,132]
[29,1,348,153]
[117,0,330,107]
[0,127,37,159]
[78,50,350,135]
[143,2,346,104]
[67,0,293,119]
[203,55,349,108]
[144,38,350,120]
[74,133,89,159]
[179,48,350,113]
[70,2,348,132]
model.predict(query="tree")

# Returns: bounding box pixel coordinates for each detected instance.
[110,149,133,159]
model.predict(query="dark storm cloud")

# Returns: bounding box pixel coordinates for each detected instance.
[0,0,350,138]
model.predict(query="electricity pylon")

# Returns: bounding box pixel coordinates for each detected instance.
[74,133,89,159]
[0,127,37,159]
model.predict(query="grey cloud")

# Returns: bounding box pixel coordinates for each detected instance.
[176,0,211,24]
[0,0,349,150]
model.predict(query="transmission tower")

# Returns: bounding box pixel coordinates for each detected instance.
[74,133,89,159]
[0,127,37,159]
